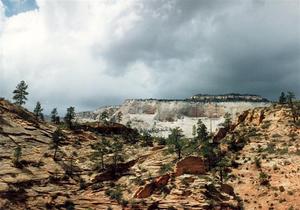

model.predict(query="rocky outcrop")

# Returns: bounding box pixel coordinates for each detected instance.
[213,127,229,143]
[134,174,170,198]
[175,156,207,176]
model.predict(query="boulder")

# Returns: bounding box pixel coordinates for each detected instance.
[220,183,235,196]
[175,156,206,176]
[134,183,156,198]
[134,174,170,198]
[213,127,228,143]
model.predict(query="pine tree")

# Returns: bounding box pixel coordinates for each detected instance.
[286,91,296,123]
[64,107,75,128]
[167,127,187,160]
[196,119,208,141]
[111,137,124,175]
[90,137,111,170]
[67,151,77,177]
[222,112,232,130]
[278,92,286,104]
[33,101,44,120]
[140,129,153,147]
[100,111,109,125]
[216,157,230,183]
[12,80,29,106]
[192,124,196,138]
[51,108,60,124]
[287,91,295,105]
[52,128,64,161]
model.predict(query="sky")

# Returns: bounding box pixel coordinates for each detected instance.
[0,0,299,114]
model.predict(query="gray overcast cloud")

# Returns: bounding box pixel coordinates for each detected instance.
[0,0,299,113]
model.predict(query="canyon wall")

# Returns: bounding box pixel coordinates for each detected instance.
[76,99,271,137]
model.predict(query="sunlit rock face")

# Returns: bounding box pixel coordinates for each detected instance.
[76,97,271,137]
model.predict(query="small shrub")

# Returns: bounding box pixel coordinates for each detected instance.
[273,164,279,171]
[159,163,173,175]
[264,143,276,154]
[105,185,123,203]
[156,137,167,145]
[91,183,104,191]
[132,176,146,186]
[254,157,261,168]
[181,177,190,187]
[259,172,270,186]
[279,186,285,192]
[277,147,288,155]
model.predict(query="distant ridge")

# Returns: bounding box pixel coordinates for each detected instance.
[190,93,269,102]
[125,93,269,103]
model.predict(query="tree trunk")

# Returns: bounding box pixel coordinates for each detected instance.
[220,168,223,183]
[53,147,57,161]
[101,154,104,170]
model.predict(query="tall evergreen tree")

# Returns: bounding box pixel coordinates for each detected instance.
[222,112,232,130]
[192,124,197,138]
[100,110,109,125]
[287,91,295,105]
[51,108,60,124]
[140,129,153,147]
[90,137,111,170]
[286,91,297,123]
[33,101,44,120]
[167,127,187,160]
[64,107,75,128]
[278,92,287,104]
[196,119,208,141]
[111,137,124,175]
[12,80,29,106]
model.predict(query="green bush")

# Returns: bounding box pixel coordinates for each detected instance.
[159,163,173,175]
[254,157,261,168]
[259,172,270,186]
[105,185,123,203]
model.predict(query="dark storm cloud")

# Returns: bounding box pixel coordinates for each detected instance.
[97,0,300,100]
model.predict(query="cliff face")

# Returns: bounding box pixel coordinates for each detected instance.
[222,104,300,209]
[77,99,271,137]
